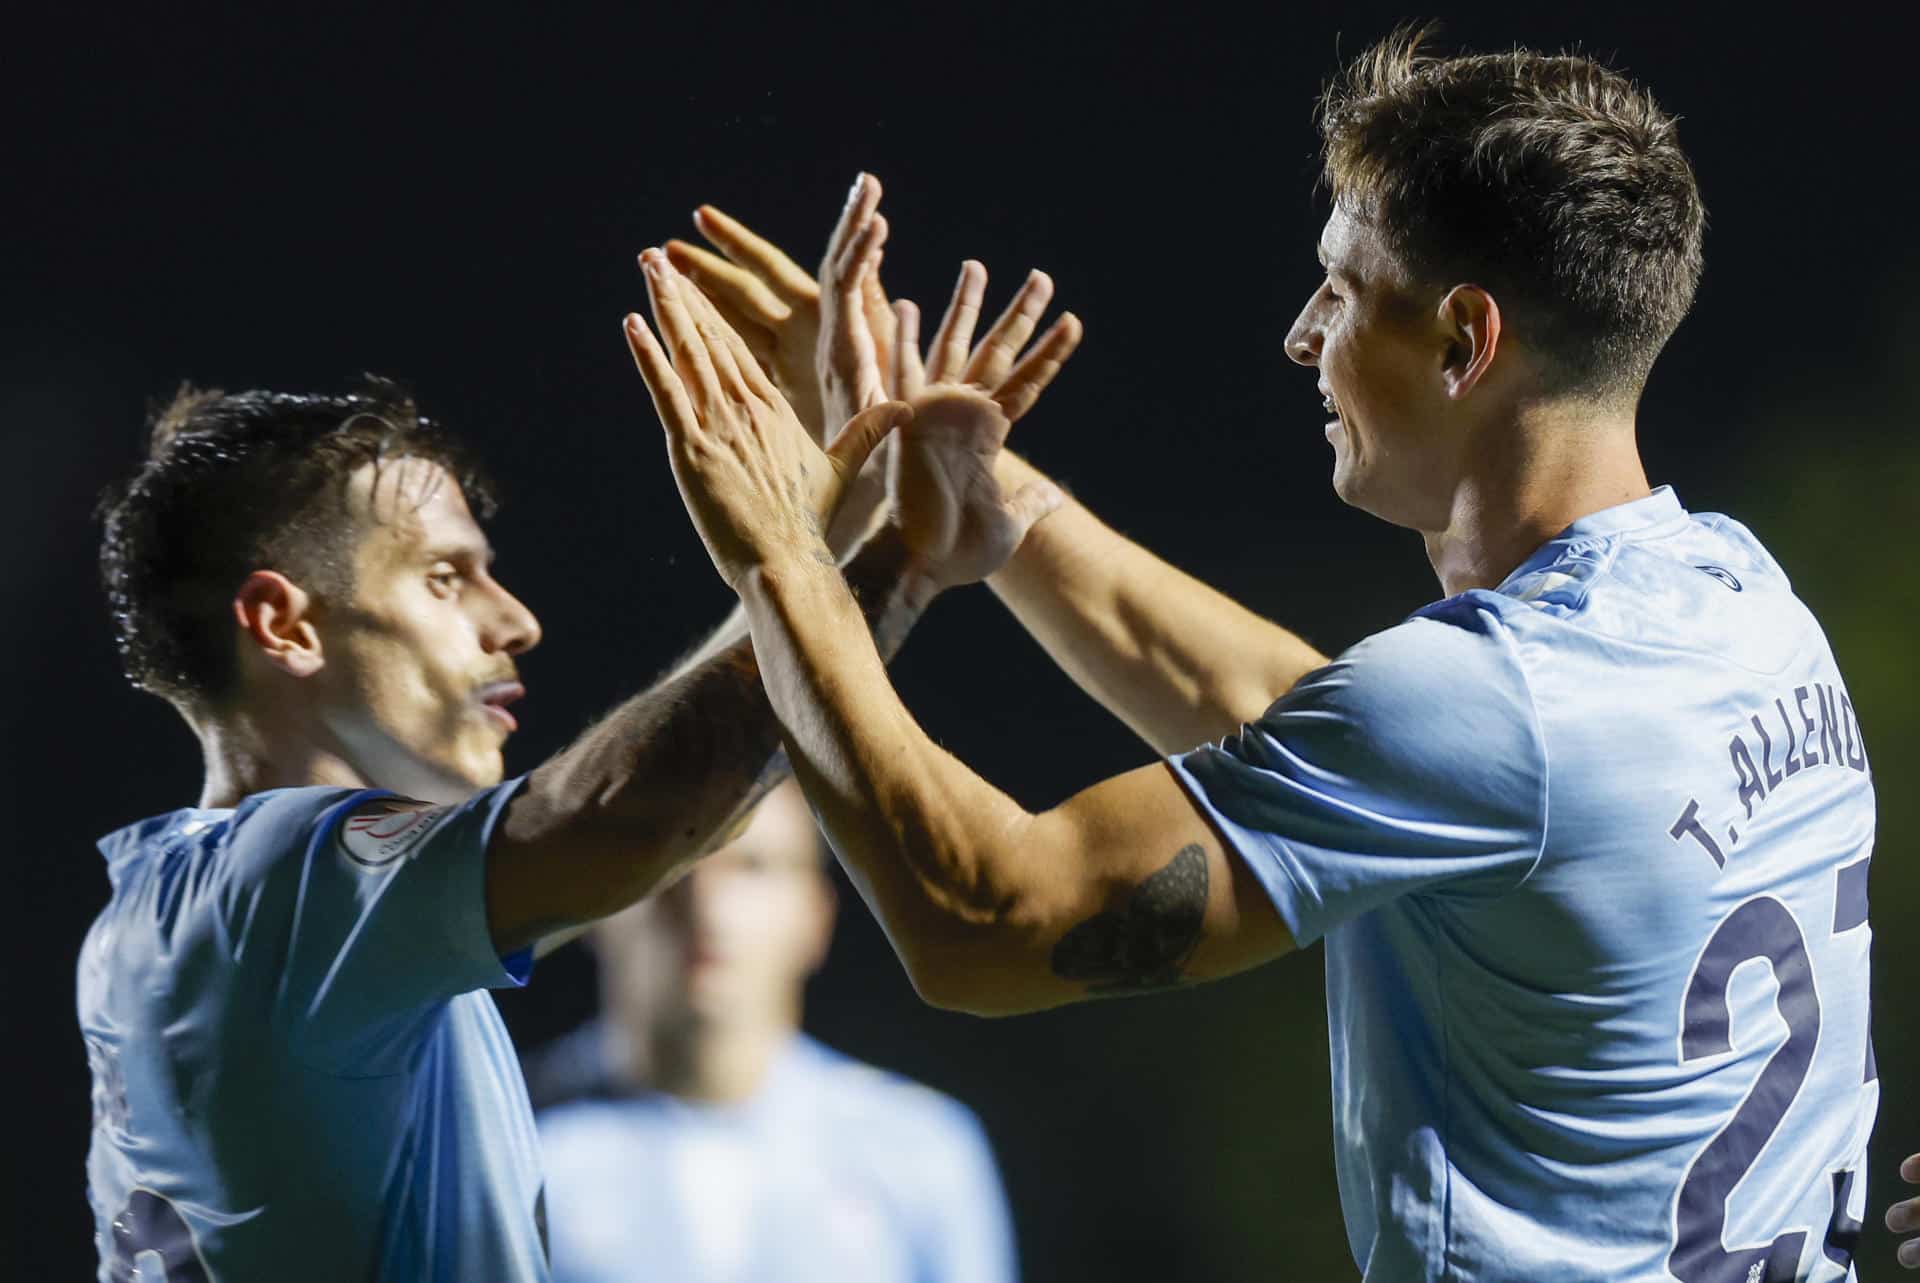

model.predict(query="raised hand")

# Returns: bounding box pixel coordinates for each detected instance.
[882,262,1084,589]
[623,249,906,589]
[893,261,1084,421]
[664,175,897,444]
[890,385,1064,592]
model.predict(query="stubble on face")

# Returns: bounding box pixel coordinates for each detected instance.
[1302,209,1455,530]
[316,458,521,800]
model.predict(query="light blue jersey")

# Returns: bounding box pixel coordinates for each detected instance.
[78,781,549,1283]
[1170,488,1877,1283]
[533,1028,1017,1283]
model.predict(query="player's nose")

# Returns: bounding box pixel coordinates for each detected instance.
[481,580,542,657]
[1285,302,1323,367]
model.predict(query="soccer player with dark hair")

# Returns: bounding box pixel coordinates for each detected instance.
[79,183,1078,1282]
[629,30,1878,1283]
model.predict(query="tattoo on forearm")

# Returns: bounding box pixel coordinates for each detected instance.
[1050,845,1208,993]
[841,525,924,662]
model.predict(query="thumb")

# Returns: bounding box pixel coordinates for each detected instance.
[1002,480,1066,536]
[826,400,913,479]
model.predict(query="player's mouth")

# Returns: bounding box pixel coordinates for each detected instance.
[476,680,525,735]
[1320,385,1344,438]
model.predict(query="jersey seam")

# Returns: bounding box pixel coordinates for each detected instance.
[1496,619,1553,899]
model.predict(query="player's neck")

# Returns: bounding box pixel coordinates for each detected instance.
[1422,403,1649,598]
[620,1012,798,1106]
[191,710,374,809]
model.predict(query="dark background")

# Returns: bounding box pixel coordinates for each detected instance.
[9,4,1914,1278]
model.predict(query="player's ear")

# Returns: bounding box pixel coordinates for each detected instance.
[1438,283,1502,400]
[232,570,325,679]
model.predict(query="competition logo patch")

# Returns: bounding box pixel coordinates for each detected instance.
[337,797,452,870]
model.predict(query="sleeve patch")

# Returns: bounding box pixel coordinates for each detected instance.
[336,797,453,870]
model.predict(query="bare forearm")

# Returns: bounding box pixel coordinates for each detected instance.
[489,530,926,949]
[739,549,1050,1001]
[987,451,1329,753]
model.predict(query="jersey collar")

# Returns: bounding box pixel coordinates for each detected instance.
[1553,484,1686,542]
[1497,485,1687,593]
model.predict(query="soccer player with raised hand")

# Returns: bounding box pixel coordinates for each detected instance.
[629,30,1879,1283]
[79,186,1077,1280]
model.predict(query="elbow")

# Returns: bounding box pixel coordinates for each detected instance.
[892,910,1052,1020]
[905,962,1005,1017]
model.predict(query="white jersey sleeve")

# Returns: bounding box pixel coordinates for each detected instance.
[1169,597,1548,946]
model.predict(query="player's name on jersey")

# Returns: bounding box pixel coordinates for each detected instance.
[1667,679,1866,870]
[1728,681,1868,821]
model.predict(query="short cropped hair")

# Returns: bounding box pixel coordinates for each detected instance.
[1318,25,1706,396]
[97,377,495,708]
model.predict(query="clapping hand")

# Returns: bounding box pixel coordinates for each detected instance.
[663,177,898,445]
[623,250,906,590]
[882,263,1083,590]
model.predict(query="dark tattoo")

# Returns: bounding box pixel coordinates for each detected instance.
[840,524,923,660]
[1050,845,1208,993]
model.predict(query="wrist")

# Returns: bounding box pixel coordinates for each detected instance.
[851,521,943,613]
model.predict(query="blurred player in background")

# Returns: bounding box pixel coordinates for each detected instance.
[78,179,1077,1280]
[626,28,1879,1283]
[526,781,1016,1283]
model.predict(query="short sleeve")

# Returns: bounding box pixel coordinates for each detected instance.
[227,777,532,1070]
[1168,599,1547,947]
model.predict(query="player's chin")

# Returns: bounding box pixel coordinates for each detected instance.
[446,736,507,791]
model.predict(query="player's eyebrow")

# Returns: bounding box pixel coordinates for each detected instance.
[423,538,496,567]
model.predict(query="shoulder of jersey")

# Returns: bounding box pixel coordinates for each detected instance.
[333,795,456,871]
[806,1044,981,1135]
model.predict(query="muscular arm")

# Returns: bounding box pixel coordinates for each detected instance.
[988,450,1330,753]
[740,546,1294,1016]
[484,527,923,955]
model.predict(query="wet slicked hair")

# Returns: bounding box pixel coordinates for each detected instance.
[1318,24,1706,397]
[97,376,496,708]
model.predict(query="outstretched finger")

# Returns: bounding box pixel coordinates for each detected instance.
[925,260,986,384]
[692,204,818,302]
[993,312,1084,422]
[624,313,701,445]
[861,264,895,387]
[699,292,780,376]
[892,300,925,400]
[965,270,1055,390]
[641,250,726,415]
[682,278,781,407]
[821,173,883,289]
[830,210,889,305]
[666,239,792,328]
